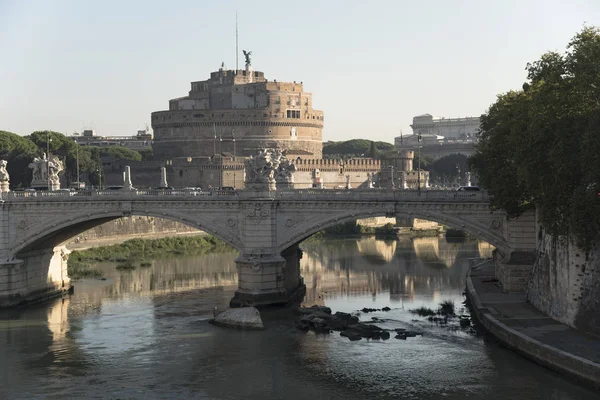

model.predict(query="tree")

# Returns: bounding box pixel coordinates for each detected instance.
[28,131,97,186]
[0,131,38,188]
[87,146,142,162]
[139,148,153,161]
[369,141,377,158]
[429,154,469,186]
[469,26,600,249]
[323,139,394,158]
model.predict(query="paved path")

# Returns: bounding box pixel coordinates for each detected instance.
[466,261,600,388]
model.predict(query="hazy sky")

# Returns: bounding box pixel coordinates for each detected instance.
[1,0,598,143]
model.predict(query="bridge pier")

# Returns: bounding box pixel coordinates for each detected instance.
[0,246,71,307]
[230,244,305,308]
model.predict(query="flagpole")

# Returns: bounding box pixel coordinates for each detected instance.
[417,133,421,192]
[213,123,217,157]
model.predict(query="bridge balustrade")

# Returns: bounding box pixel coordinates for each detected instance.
[0,188,488,202]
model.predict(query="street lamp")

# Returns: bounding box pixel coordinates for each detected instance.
[417,133,422,192]
[96,168,102,190]
[232,129,236,188]
[75,145,80,188]
[219,135,223,189]
[46,132,51,191]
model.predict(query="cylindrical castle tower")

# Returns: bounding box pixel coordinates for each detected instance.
[398,150,414,171]
[151,65,324,160]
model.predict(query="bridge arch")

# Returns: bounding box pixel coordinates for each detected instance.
[12,210,242,256]
[277,207,509,256]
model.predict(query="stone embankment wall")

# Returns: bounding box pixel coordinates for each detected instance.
[527,233,600,336]
[67,216,200,247]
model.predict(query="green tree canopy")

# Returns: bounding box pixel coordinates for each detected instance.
[469,26,600,249]
[28,131,98,185]
[323,139,394,158]
[0,130,39,188]
[86,146,142,162]
[429,154,469,186]
[139,148,153,161]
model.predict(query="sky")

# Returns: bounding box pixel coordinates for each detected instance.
[1,0,599,143]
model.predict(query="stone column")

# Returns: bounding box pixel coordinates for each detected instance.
[399,171,408,190]
[495,210,537,292]
[229,198,306,307]
[230,246,306,308]
[123,166,134,190]
[159,167,168,188]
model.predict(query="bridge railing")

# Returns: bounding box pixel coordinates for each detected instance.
[275,189,489,202]
[1,189,242,201]
[1,188,488,202]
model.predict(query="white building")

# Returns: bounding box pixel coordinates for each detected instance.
[410,114,480,138]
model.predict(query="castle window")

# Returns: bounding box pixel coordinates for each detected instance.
[286,110,300,119]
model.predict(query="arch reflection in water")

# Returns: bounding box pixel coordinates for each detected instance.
[300,237,493,307]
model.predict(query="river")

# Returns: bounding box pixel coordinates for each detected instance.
[0,237,597,399]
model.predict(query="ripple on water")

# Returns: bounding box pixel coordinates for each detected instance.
[0,238,597,400]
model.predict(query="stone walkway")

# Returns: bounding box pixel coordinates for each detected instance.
[466,261,600,388]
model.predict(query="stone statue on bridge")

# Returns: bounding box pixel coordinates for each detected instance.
[48,155,63,189]
[275,153,296,189]
[28,154,63,190]
[245,148,280,191]
[0,160,9,193]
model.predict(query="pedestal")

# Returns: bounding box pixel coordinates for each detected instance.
[230,249,305,307]
[0,246,71,307]
[31,179,59,191]
[495,251,535,293]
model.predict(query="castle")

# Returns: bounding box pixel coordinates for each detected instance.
[99,60,427,190]
[151,62,324,160]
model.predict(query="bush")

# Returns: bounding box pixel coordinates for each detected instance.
[438,300,455,316]
[68,235,234,269]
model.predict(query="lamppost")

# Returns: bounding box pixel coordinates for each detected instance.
[75,145,80,188]
[417,133,422,192]
[218,135,223,189]
[232,129,236,188]
[96,168,102,190]
[389,165,395,189]
[456,163,461,188]
[46,132,51,190]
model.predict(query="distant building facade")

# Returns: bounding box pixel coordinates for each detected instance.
[410,114,480,138]
[71,129,153,150]
[394,133,476,160]
[150,64,324,160]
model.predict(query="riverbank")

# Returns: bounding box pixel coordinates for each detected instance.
[466,261,600,388]
[68,235,234,279]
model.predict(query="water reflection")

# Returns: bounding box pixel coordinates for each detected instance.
[0,237,597,400]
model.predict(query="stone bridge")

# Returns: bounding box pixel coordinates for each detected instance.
[0,188,536,307]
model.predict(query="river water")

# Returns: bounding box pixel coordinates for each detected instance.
[0,237,597,400]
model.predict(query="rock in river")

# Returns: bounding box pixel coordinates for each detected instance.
[211,307,264,330]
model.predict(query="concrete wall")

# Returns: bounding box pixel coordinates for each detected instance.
[356,217,396,228]
[528,233,600,336]
[67,216,200,247]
